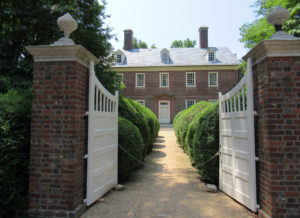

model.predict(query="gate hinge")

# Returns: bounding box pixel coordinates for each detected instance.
[83,154,88,159]
[257,204,260,209]
[83,199,87,204]
[254,111,258,116]
[84,111,89,116]
[255,156,259,161]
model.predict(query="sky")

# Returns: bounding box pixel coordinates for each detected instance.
[104,0,257,59]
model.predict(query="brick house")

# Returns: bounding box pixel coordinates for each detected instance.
[112,27,240,123]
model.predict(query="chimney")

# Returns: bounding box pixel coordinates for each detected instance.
[199,26,208,48]
[124,29,133,50]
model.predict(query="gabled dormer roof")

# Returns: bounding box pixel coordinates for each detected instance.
[160,48,170,64]
[115,50,126,65]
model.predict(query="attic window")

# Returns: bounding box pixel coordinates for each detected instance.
[208,52,215,62]
[161,49,170,64]
[116,54,122,63]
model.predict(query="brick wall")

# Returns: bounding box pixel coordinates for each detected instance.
[252,56,300,217]
[28,61,88,217]
[121,69,238,122]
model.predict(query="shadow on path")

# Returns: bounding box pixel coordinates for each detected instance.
[81,126,255,218]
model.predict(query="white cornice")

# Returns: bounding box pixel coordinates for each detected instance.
[26,45,99,68]
[243,39,300,65]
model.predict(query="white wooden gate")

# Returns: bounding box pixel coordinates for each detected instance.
[86,60,118,206]
[218,58,257,212]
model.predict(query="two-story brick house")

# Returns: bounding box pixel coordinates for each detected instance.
[112,27,240,123]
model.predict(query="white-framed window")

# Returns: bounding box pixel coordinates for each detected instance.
[186,100,196,109]
[136,73,145,87]
[208,72,218,87]
[161,49,170,64]
[136,100,145,106]
[116,54,122,64]
[208,52,215,62]
[186,72,196,87]
[209,99,218,104]
[160,73,169,87]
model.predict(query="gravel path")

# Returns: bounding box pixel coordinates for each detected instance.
[81,125,255,218]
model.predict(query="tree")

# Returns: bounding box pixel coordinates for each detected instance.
[150,44,157,48]
[170,38,196,48]
[239,0,300,49]
[0,0,119,93]
[170,40,183,48]
[132,37,148,49]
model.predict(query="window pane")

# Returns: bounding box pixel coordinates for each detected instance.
[209,72,218,86]
[117,54,122,63]
[136,74,145,87]
[186,72,195,86]
[186,100,195,108]
[209,52,215,61]
[160,73,169,87]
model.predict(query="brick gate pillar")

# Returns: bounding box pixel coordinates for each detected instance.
[243,8,300,217]
[26,13,99,217]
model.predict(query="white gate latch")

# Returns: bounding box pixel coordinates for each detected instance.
[83,154,88,159]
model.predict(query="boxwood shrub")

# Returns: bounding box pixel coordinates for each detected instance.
[0,89,32,217]
[118,117,144,182]
[119,95,150,157]
[174,101,210,151]
[188,103,219,185]
[128,99,160,152]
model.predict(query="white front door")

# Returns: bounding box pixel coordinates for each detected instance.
[159,100,170,123]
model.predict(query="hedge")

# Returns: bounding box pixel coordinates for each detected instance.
[188,103,219,185]
[128,99,160,152]
[174,101,210,152]
[118,96,160,181]
[0,89,32,217]
[119,96,150,157]
[118,117,144,181]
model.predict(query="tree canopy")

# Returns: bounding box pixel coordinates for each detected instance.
[0,0,119,93]
[170,38,196,48]
[132,37,148,49]
[239,0,300,49]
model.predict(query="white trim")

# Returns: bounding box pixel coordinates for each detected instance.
[136,100,145,106]
[160,72,169,87]
[186,99,195,109]
[208,72,218,87]
[136,73,145,88]
[186,72,196,87]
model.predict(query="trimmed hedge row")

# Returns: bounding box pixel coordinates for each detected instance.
[173,101,219,185]
[174,101,210,152]
[0,89,32,217]
[118,95,159,181]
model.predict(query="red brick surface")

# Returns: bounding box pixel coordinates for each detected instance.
[28,61,88,217]
[253,57,300,218]
[121,69,238,122]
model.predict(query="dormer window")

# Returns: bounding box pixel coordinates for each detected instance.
[208,52,215,62]
[161,49,170,64]
[115,50,126,65]
[206,48,216,62]
[116,54,122,63]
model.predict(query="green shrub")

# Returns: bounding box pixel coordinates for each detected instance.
[118,117,144,182]
[128,99,159,153]
[0,89,33,217]
[119,95,150,157]
[174,101,210,151]
[188,103,219,185]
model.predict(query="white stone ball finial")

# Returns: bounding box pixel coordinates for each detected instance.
[52,12,78,45]
[267,5,298,40]
[267,5,290,30]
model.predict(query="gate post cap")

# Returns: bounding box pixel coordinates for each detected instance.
[53,13,78,45]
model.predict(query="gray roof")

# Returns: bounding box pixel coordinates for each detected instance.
[113,47,240,68]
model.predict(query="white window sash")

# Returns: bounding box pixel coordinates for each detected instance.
[160,73,169,87]
[136,73,145,87]
[208,72,218,87]
[186,72,196,87]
